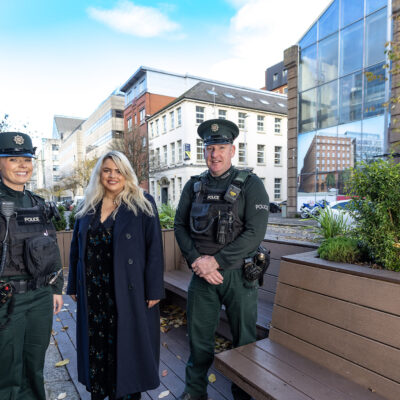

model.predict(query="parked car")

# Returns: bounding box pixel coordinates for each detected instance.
[329,200,355,225]
[269,202,281,213]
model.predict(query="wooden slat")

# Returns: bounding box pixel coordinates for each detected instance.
[275,283,400,349]
[278,260,400,315]
[254,340,385,400]
[271,306,400,383]
[269,329,400,400]
[215,349,312,400]
[163,230,177,272]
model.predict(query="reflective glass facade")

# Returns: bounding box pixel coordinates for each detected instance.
[297,0,390,207]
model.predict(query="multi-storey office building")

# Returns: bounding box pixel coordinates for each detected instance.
[148,82,287,207]
[83,90,125,159]
[284,0,398,214]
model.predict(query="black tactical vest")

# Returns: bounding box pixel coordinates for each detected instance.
[0,198,60,278]
[189,169,251,269]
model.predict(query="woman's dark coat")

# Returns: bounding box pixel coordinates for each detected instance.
[67,195,164,398]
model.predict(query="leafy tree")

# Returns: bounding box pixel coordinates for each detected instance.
[325,172,336,189]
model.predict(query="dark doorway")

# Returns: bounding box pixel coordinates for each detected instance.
[161,187,168,204]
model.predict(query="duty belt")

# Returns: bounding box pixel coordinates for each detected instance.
[10,279,36,294]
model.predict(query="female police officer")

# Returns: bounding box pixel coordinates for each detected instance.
[0,131,64,400]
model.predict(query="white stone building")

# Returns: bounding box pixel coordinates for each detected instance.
[148,82,287,207]
[36,138,61,193]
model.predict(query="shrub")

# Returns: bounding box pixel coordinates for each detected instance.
[318,237,361,264]
[310,207,351,240]
[158,203,176,229]
[68,206,77,230]
[52,205,67,231]
[346,157,400,271]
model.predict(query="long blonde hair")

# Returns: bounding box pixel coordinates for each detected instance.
[76,151,154,219]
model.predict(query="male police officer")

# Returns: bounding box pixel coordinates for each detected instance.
[0,132,64,400]
[174,119,269,400]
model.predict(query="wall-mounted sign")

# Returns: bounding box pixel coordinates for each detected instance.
[184,143,191,160]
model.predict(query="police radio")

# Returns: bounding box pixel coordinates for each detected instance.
[0,201,15,277]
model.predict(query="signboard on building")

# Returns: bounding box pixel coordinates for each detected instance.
[184,143,191,160]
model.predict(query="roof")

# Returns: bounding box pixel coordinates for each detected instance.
[53,116,85,135]
[150,82,287,119]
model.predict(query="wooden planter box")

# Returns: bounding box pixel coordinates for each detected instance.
[271,251,400,399]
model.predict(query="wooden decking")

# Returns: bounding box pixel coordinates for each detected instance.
[52,295,234,400]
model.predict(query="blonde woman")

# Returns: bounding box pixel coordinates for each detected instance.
[67,151,164,400]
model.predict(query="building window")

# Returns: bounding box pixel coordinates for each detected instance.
[150,149,155,168]
[273,73,278,81]
[178,177,182,194]
[257,115,265,132]
[150,122,154,137]
[282,69,287,78]
[155,119,159,136]
[177,140,182,162]
[52,144,59,151]
[274,146,282,165]
[142,136,147,148]
[53,165,59,171]
[196,106,205,124]
[170,111,175,130]
[257,145,265,164]
[151,181,155,196]
[238,143,247,164]
[127,117,132,131]
[156,148,160,166]
[197,139,204,162]
[177,107,182,126]
[163,145,167,165]
[274,178,282,200]
[139,108,145,124]
[238,112,247,130]
[171,178,175,202]
[134,113,137,125]
[218,110,227,119]
[170,143,175,164]
[162,115,167,133]
[274,118,282,133]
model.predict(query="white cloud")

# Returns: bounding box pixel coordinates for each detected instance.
[209,0,332,88]
[87,0,180,38]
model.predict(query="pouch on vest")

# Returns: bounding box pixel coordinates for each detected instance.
[190,203,214,234]
[24,235,61,279]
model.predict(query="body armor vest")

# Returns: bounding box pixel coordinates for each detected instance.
[0,198,60,278]
[189,169,250,269]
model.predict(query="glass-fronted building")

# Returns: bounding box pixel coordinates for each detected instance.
[296,0,391,206]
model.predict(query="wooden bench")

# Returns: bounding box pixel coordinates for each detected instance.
[215,251,400,400]
[162,229,317,338]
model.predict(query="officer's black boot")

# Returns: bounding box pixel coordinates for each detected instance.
[178,392,208,400]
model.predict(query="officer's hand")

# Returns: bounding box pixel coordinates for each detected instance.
[202,270,224,285]
[193,255,219,277]
[53,294,63,314]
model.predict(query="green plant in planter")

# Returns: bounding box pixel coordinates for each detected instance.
[346,157,400,271]
[52,205,67,231]
[318,237,361,263]
[158,203,176,229]
[309,207,351,240]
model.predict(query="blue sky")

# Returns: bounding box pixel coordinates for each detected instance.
[0,0,331,138]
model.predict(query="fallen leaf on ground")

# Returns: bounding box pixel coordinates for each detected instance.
[61,326,69,331]
[158,390,170,398]
[55,359,69,367]
[57,393,67,399]
[162,369,168,377]
[176,355,181,360]
[60,308,67,312]
[208,373,216,383]
[162,342,168,348]
[56,318,61,322]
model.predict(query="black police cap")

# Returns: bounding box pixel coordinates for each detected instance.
[197,119,239,146]
[0,132,36,157]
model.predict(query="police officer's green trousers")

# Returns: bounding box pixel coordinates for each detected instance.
[0,286,53,400]
[185,269,257,399]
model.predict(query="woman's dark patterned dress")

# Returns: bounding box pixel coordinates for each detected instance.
[85,207,118,400]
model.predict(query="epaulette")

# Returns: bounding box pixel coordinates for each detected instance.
[27,191,45,205]
[232,168,253,187]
